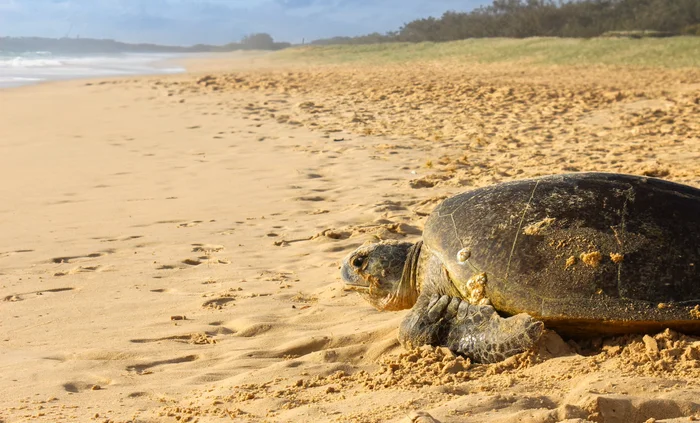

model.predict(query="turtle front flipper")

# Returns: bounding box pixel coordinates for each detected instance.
[399,294,544,363]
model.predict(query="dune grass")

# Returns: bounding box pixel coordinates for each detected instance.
[274,37,700,68]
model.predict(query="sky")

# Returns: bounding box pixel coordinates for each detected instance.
[0,0,490,45]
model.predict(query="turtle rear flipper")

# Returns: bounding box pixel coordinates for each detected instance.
[399,294,543,363]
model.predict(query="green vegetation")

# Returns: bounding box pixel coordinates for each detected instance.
[277,36,700,68]
[311,0,700,44]
[240,33,290,51]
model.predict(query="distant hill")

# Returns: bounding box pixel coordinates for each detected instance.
[0,35,291,55]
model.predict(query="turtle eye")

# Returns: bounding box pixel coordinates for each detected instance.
[352,255,365,268]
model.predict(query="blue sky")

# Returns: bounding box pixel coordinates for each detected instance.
[0,0,489,45]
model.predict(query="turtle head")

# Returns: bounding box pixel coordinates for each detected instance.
[341,240,421,311]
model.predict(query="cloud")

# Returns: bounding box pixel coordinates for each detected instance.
[276,0,317,8]
[0,0,490,45]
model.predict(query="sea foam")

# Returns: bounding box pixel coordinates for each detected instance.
[0,52,185,88]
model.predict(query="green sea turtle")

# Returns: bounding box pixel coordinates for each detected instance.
[341,173,700,363]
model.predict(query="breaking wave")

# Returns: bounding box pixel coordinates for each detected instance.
[0,51,185,88]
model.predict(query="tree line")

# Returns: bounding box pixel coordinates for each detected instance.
[312,0,700,45]
[0,33,289,55]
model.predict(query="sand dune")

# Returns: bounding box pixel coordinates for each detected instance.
[0,54,699,423]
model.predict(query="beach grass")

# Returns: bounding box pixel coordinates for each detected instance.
[274,36,700,68]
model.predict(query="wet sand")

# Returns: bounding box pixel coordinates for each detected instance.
[1,53,699,423]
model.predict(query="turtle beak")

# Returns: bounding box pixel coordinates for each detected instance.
[341,254,370,292]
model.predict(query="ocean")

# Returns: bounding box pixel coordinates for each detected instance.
[0,51,185,88]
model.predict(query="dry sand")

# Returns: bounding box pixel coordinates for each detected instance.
[1,52,699,423]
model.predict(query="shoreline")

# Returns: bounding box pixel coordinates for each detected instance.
[0,52,189,89]
[0,50,279,90]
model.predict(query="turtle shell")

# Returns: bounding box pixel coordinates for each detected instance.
[423,173,700,335]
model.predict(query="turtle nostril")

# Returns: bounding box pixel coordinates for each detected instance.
[352,256,365,268]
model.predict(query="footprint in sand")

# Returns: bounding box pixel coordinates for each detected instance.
[50,249,116,264]
[235,323,274,338]
[126,355,199,375]
[207,322,237,335]
[182,258,203,266]
[296,195,326,202]
[45,350,137,363]
[177,220,203,228]
[191,244,225,254]
[127,392,149,398]
[156,264,179,270]
[63,380,108,393]
[48,198,87,206]
[184,257,230,266]
[0,249,34,259]
[130,333,218,345]
[247,336,332,359]
[216,229,236,235]
[157,255,229,271]
[4,287,74,302]
[409,174,451,189]
[177,244,230,266]
[373,200,408,212]
[202,296,236,310]
[94,235,143,243]
[54,264,114,277]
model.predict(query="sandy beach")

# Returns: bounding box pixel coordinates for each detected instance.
[1,49,700,423]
